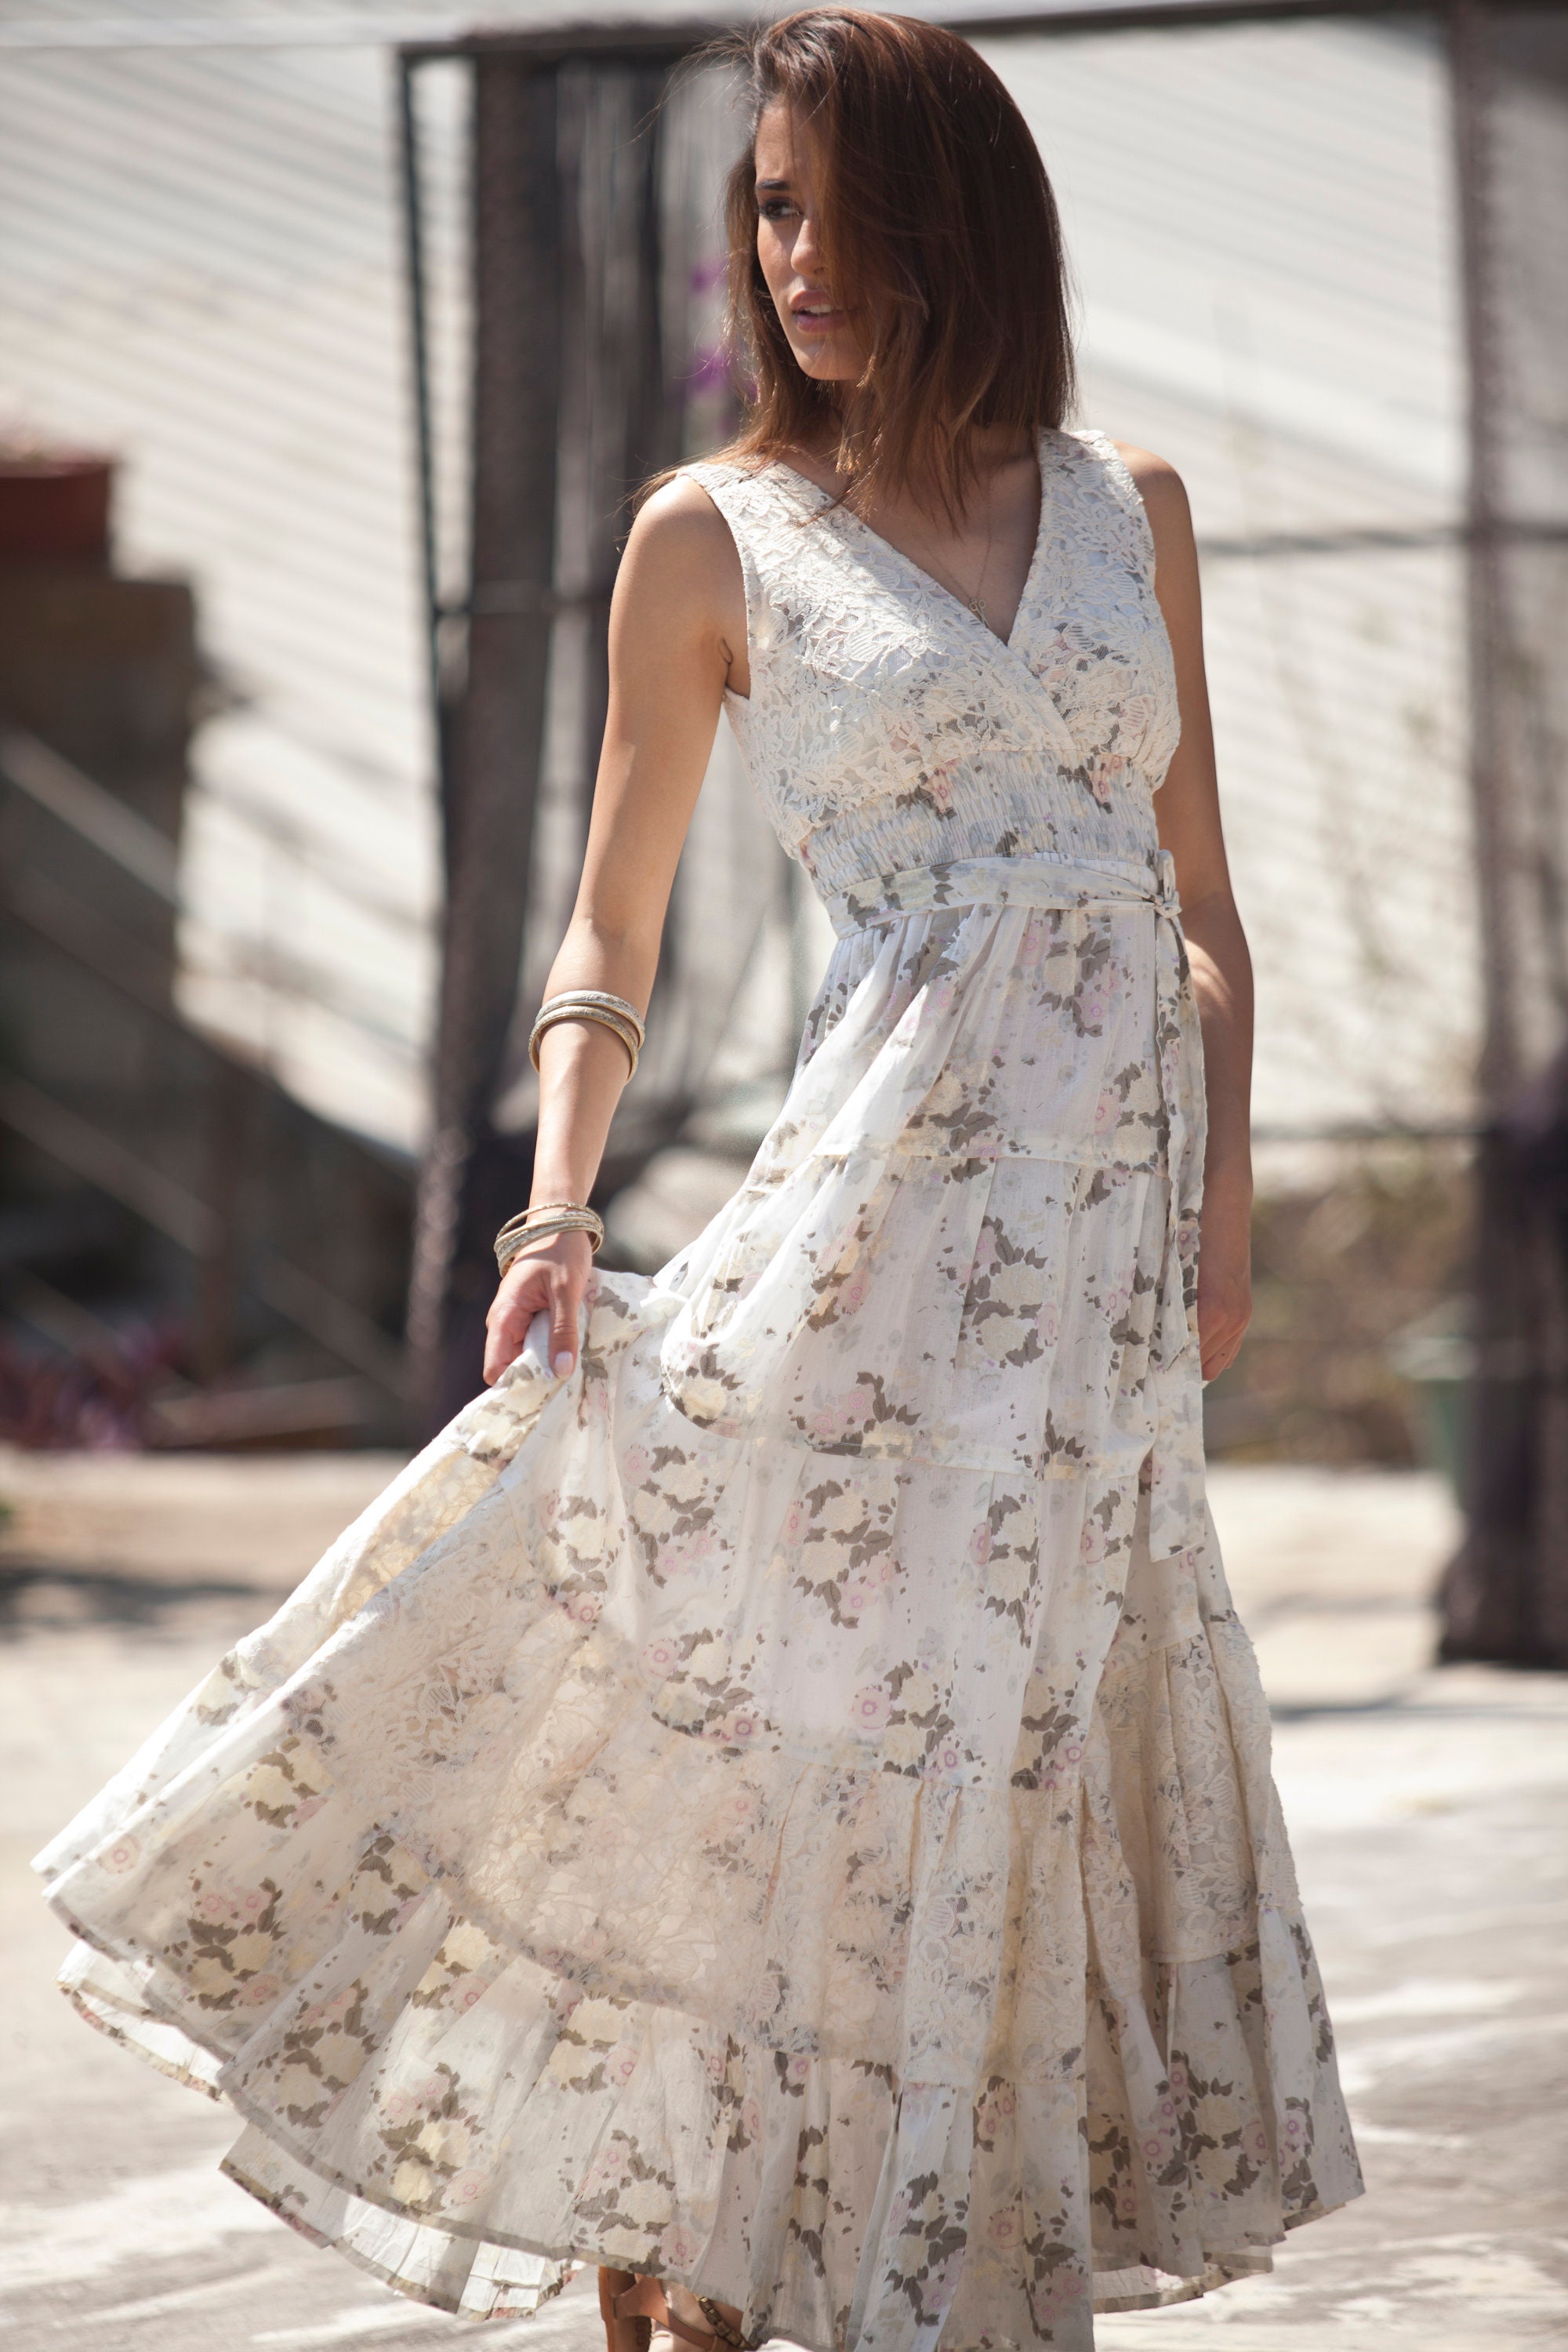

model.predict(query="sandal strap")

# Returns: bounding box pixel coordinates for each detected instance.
[614,2281,665,2330]
[601,2269,652,2352]
[698,2296,757,2350]
[612,2280,759,2352]
[614,2284,708,2352]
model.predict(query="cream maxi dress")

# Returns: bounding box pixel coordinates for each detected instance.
[36,428,1362,2348]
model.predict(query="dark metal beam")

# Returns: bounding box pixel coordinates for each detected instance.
[1439,0,1568,1671]
[399,19,733,67]
[3,0,1555,54]
[397,0,1568,70]
[404,55,564,1425]
[397,52,445,777]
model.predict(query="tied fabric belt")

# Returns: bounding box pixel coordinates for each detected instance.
[822,848,1180,941]
[823,851,1209,1551]
[820,848,1199,1258]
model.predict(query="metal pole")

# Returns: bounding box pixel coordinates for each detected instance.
[405,58,564,1428]
[1439,0,1566,1668]
[1450,0,1518,1114]
[396,52,445,774]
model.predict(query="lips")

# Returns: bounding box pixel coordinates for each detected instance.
[789,294,847,332]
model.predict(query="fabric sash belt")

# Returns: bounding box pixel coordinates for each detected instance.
[821,846,1197,1266]
[822,848,1179,939]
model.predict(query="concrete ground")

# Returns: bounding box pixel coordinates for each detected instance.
[1,1449,1563,2352]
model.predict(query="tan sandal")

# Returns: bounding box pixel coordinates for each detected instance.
[600,2267,652,2352]
[613,2273,756,2352]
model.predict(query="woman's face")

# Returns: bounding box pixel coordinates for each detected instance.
[753,100,864,384]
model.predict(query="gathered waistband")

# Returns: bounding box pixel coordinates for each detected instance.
[823,851,1180,939]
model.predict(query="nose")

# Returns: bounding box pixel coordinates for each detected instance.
[793,206,822,279]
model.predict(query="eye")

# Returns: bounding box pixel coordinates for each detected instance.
[757,195,800,221]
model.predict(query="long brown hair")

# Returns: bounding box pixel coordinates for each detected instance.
[714,7,1076,517]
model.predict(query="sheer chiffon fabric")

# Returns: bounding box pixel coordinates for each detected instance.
[37,429,1360,2347]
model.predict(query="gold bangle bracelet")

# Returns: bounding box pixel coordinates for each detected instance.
[529,989,645,1044]
[496,1204,602,1239]
[529,1007,641,1080]
[529,990,644,1080]
[537,987,645,1039]
[495,1201,600,1247]
[495,1205,604,1276]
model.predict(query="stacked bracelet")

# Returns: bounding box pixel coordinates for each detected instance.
[495,1202,605,1277]
[528,989,645,1080]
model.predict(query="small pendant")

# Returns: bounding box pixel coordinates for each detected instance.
[968,594,986,621]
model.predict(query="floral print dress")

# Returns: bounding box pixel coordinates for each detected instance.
[35,429,1361,2346]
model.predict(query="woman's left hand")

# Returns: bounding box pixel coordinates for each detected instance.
[1196,1168,1253,1383]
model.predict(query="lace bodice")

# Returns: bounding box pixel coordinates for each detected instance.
[683,426,1180,899]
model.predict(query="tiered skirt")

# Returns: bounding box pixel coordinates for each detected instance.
[37,864,1361,2345]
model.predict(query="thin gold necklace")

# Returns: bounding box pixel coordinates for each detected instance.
[910,511,996,625]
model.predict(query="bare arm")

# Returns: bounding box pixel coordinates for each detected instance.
[483,477,748,1384]
[1116,443,1253,1382]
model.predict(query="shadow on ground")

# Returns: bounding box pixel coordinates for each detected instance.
[0,1562,263,1636]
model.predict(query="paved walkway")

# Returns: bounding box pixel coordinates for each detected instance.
[1,1451,1563,2350]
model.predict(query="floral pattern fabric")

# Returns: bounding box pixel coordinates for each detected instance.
[36,428,1360,2346]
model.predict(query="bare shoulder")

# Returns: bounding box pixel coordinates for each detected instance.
[1110,440,1192,530]
[612,474,748,697]
[615,474,745,653]
[623,475,741,584]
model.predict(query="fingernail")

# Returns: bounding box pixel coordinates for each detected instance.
[553,1351,575,1377]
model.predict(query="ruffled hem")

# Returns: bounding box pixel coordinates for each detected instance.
[225,2138,572,2322]
[49,1889,1356,2342]
[41,1560,1361,2350]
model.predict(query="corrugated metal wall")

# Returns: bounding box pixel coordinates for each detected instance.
[0,6,1479,1167]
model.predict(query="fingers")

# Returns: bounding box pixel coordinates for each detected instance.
[1196,1284,1250,1385]
[483,1264,546,1387]
[483,1236,591,1385]
[549,1272,580,1379]
[1198,1308,1248,1383]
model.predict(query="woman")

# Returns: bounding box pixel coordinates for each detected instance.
[37,12,1361,2348]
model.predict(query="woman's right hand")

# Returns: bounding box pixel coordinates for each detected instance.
[483,1230,594,1387]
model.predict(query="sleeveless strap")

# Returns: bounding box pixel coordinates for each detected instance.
[677,458,822,700]
[678,459,771,674]
[1067,426,1158,575]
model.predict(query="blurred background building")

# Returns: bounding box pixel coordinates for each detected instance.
[0,1,1563,1650]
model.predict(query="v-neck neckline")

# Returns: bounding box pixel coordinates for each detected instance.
[771,430,1050,659]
